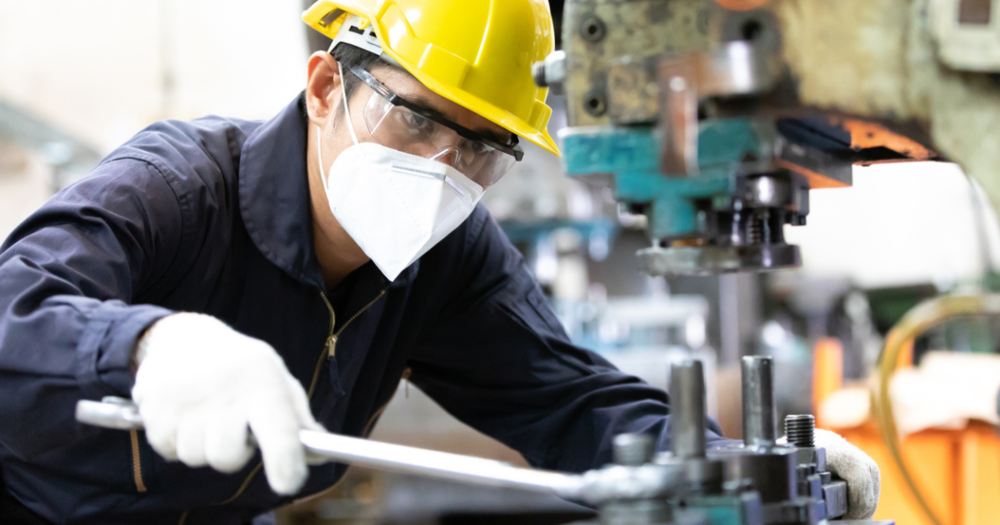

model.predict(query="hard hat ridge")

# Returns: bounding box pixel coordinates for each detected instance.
[330,14,384,58]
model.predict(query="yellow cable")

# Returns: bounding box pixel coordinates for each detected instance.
[873,293,1000,525]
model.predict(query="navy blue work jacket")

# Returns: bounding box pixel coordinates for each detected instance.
[0,95,723,524]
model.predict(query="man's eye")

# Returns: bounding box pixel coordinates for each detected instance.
[401,111,432,134]
[461,139,489,156]
[468,140,490,155]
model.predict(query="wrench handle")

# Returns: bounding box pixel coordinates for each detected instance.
[74,397,583,498]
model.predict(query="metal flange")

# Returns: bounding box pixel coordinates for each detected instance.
[636,244,800,276]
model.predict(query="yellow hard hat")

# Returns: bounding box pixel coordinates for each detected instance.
[302,0,560,156]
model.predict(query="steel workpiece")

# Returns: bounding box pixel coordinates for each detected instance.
[670,360,708,459]
[741,356,778,450]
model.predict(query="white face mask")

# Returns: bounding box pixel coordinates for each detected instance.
[316,65,485,281]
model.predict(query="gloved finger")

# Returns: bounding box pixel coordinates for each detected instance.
[285,375,324,432]
[246,390,309,495]
[853,457,881,520]
[175,410,209,468]
[138,401,180,461]
[815,428,880,519]
[842,457,880,520]
[204,409,255,473]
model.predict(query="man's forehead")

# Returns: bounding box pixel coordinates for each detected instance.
[370,66,511,144]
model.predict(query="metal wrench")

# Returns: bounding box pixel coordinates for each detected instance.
[75,397,584,498]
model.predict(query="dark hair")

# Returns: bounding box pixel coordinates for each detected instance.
[331,43,383,102]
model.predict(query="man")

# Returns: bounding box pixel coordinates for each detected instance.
[0,1,879,524]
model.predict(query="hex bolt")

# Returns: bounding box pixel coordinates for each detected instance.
[741,356,777,449]
[532,50,566,88]
[613,433,655,466]
[670,360,707,459]
[785,414,816,448]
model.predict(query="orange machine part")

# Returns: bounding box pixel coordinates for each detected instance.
[818,337,1000,525]
[812,337,844,426]
[834,118,935,161]
[778,118,934,187]
[776,159,851,189]
[714,0,770,11]
[835,423,1000,525]
[957,425,1000,525]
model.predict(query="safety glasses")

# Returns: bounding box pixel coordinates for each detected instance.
[347,65,523,188]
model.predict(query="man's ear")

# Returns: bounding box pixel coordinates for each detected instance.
[305,51,342,127]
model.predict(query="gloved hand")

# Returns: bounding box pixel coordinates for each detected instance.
[132,313,323,495]
[815,428,880,519]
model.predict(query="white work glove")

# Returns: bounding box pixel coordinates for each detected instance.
[132,313,323,495]
[815,428,880,520]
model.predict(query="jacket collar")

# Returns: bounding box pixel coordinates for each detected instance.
[238,93,416,291]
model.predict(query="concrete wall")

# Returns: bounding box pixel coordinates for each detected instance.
[0,143,49,240]
[0,0,310,239]
[0,0,309,154]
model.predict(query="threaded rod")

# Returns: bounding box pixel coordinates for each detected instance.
[785,414,816,448]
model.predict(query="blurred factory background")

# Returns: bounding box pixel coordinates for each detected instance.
[2,1,999,524]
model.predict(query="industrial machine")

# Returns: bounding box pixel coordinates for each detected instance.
[530,1,1000,523]
[533,0,1000,277]
[534,0,1000,523]
[77,356,888,525]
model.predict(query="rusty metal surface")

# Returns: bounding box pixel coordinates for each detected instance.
[772,0,921,120]
[562,0,939,165]
[562,0,1000,241]
[607,58,661,124]
[773,0,1000,217]
[563,0,712,126]
[932,0,1000,71]
[929,69,1000,225]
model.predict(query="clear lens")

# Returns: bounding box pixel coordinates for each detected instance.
[362,92,514,188]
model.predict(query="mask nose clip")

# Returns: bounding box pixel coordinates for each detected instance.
[428,147,462,169]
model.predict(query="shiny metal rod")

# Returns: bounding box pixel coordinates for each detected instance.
[741,356,777,449]
[669,360,706,458]
[297,430,583,497]
[76,398,584,499]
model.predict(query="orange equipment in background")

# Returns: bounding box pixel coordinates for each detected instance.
[814,339,1000,525]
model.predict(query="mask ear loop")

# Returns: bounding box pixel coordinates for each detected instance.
[338,62,361,146]
[315,125,328,188]
[316,62,362,189]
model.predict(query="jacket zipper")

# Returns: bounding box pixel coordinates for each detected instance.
[291,367,410,507]
[187,288,387,523]
[128,429,148,493]
[308,289,386,395]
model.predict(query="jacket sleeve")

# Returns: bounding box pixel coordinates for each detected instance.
[407,207,726,473]
[0,157,183,460]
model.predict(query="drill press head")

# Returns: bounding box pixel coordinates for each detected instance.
[544,1,935,277]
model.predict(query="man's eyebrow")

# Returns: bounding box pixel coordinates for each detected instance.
[475,126,513,146]
[406,95,453,122]
[407,95,513,146]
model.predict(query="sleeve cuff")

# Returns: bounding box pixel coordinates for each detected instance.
[74,300,175,398]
